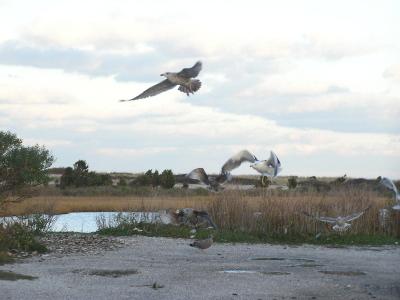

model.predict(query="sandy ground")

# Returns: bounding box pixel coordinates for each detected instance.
[1,236,399,300]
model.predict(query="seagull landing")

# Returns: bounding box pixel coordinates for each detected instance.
[185,149,258,191]
[250,151,282,178]
[176,208,218,229]
[302,206,371,232]
[379,177,400,210]
[120,61,202,101]
[250,151,282,186]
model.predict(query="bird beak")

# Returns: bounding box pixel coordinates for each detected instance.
[160,73,165,77]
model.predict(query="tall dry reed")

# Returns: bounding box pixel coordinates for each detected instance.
[207,186,399,237]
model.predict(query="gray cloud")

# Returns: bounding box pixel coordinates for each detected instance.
[0,40,180,82]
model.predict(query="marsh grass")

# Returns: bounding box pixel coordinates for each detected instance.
[208,187,399,238]
[3,184,399,244]
[98,186,399,244]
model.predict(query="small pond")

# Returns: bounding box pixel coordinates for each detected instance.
[2,211,166,233]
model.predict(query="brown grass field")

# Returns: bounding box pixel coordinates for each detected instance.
[2,186,399,237]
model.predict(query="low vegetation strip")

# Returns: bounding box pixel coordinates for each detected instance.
[0,195,210,216]
[97,222,400,246]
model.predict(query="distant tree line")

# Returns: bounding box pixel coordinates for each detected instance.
[59,161,176,189]
[60,160,112,188]
[132,169,175,189]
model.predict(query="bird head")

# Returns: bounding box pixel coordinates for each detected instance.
[160,72,171,77]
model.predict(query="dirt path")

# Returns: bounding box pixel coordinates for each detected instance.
[1,236,399,299]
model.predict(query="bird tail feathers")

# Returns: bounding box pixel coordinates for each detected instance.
[178,79,202,96]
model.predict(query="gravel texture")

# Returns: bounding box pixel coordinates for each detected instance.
[1,235,399,299]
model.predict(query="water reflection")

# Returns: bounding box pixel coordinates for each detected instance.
[2,211,165,233]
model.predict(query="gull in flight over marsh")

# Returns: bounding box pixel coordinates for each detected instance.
[185,149,282,190]
[185,150,258,191]
[302,206,371,232]
[120,61,202,101]
[158,208,217,230]
[250,151,282,185]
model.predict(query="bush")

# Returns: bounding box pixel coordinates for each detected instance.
[0,223,47,253]
[133,173,152,186]
[118,177,127,186]
[0,131,54,208]
[160,169,175,189]
[60,160,112,188]
[288,176,298,189]
[151,170,161,187]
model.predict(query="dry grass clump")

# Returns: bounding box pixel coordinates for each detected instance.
[208,186,399,237]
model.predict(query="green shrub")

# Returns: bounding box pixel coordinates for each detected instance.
[0,223,47,253]
[118,177,127,186]
[288,176,298,189]
[160,169,175,189]
[151,170,161,187]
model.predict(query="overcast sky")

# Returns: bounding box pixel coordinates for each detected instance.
[0,0,399,178]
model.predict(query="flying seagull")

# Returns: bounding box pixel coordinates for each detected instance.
[185,149,258,191]
[379,177,400,210]
[302,206,371,232]
[175,208,218,229]
[120,61,202,101]
[159,208,217,229]
[250,151,282,185]
[190,235,213,250]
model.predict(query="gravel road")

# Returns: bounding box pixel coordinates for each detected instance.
[1,235,399,299]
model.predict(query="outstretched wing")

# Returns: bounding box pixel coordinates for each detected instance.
[193,210,218,229]
[177,61,202,78]
[266,151,282,177]
[302,211,337,224]
[120,79,176,101]
[343,206,370,222]
[185,168,210,185]
[221,149,258,174]
[380,177,399,194]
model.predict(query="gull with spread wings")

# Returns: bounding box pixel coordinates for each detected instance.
[379,176,400,210]
[250,151,282,185]
[185,150,259,191]
[120,61,202,101]
[185,149,282,190]
[302,206,371,232]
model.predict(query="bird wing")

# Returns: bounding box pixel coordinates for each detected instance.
[177,61,202,78]
[343,206,370,222]
[302,211,337,224]
[185,168,210,185]
[380,177,399,194]
[194,210,218,229]
[120,79,176,101]
[266,151,281,177]
[221,150,258,174]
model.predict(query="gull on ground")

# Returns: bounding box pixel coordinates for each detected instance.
[378,208,390,228]
[379,177,400,210]
[302,206,371,232]
[120,61,202,101]
[189,235,213,250]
